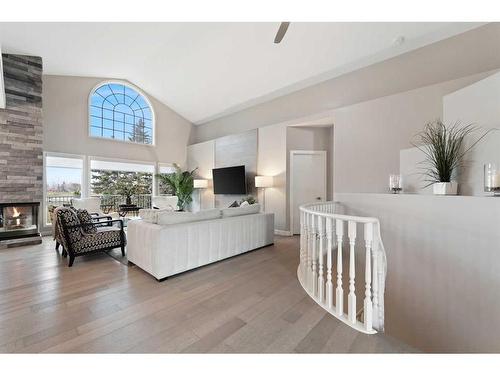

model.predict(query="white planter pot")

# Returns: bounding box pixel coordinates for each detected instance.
[432,182,458,195]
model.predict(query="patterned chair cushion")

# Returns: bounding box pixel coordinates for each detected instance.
[56,207,82,246]
[76,209,97,234]
[73,228,125,254]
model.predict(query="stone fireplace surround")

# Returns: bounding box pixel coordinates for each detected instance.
[0,54,43,247]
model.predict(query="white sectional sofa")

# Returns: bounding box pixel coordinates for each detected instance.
[127,204,274,281]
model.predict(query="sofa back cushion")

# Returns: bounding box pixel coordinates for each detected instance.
[72,197,101,215]
[157,208,221,225]
[221,203,260,218]
[139,208,173,223]
[152,196,179,210]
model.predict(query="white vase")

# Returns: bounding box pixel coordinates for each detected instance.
[432,182,458,195]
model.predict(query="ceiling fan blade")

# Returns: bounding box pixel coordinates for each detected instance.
[274,22,290,44]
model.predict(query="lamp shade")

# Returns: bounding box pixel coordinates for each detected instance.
[193,179,208,189]
[255,176,274,188]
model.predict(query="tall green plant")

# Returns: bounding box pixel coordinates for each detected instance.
[412,120,491,186]
[156,164,197,211]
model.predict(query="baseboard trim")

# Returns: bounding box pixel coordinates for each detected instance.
[274,229,293,236]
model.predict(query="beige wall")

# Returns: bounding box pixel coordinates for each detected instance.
[194,23,500,143]
[336,193,500,352]
[400,71,500,195]
[187,140,215,210]
[257,124,287,232]
[333,71,496,194]
[43,75,193,165]
[443,72,500,196]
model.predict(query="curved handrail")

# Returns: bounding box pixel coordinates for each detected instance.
[298,201,387,334]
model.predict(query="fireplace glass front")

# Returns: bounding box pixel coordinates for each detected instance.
[0,203,40,241]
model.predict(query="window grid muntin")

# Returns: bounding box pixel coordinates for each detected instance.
[90,82,153,144]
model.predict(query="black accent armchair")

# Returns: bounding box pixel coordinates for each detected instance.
[55,207,126,267]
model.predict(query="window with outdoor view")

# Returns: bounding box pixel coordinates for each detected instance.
[44,155,83,225]
[89,82,154,145]
[90,159,154,215]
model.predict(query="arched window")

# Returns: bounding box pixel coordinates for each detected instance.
[89,82,154,145]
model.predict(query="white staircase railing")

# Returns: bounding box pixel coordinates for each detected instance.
[298,201,387,334]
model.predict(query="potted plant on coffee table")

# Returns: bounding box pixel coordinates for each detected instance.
[413,120,491,195]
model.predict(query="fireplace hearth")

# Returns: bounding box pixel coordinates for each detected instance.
[0,202,42,248]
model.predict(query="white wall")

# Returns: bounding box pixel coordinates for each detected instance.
[399,71,500,195]
[258,124,287,232]
[0,47,5,109]
[194,24,500,143]
[444,72,500,196]
[333,71,497,194]
[336,193,500,353]
[43,75,193,165]
[187,140,215,210]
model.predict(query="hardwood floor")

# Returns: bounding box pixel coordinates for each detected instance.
[0,235,416,353]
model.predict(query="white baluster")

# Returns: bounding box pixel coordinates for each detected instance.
[335,219,344,316]
[325,217,334,309]
[300,210,306,276]
[299,210,303,275]
[306,213,313,290]
[311,215,318,296]
[317,216,325,303]
[372,224,380,329]
[348,220,357,323]
[364,222,373,331]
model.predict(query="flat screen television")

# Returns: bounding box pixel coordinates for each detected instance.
[212,165,247,194]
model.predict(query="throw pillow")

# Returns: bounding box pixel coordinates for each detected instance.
[76,209,97,234]
[229,201,240,208]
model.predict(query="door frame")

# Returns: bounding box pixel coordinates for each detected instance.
[289,150,327,235]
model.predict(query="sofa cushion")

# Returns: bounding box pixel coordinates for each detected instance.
[139,208,173,223]
[221,203,260,218]
[157,208,221,225]
[74,228,124,254]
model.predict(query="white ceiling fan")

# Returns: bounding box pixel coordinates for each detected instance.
[274,22,290,43]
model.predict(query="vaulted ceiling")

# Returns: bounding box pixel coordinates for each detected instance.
[0,22,483,124]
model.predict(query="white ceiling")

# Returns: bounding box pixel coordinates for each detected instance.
[0,22,483,124]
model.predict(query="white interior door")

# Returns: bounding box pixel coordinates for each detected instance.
[290,151,327,234]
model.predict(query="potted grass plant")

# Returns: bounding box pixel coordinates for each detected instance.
[412,120,491,195]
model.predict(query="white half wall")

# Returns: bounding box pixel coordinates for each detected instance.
[335,192,500,353]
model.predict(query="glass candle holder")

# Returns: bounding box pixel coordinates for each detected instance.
[484,163,500,196]
[389,174,402,194]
